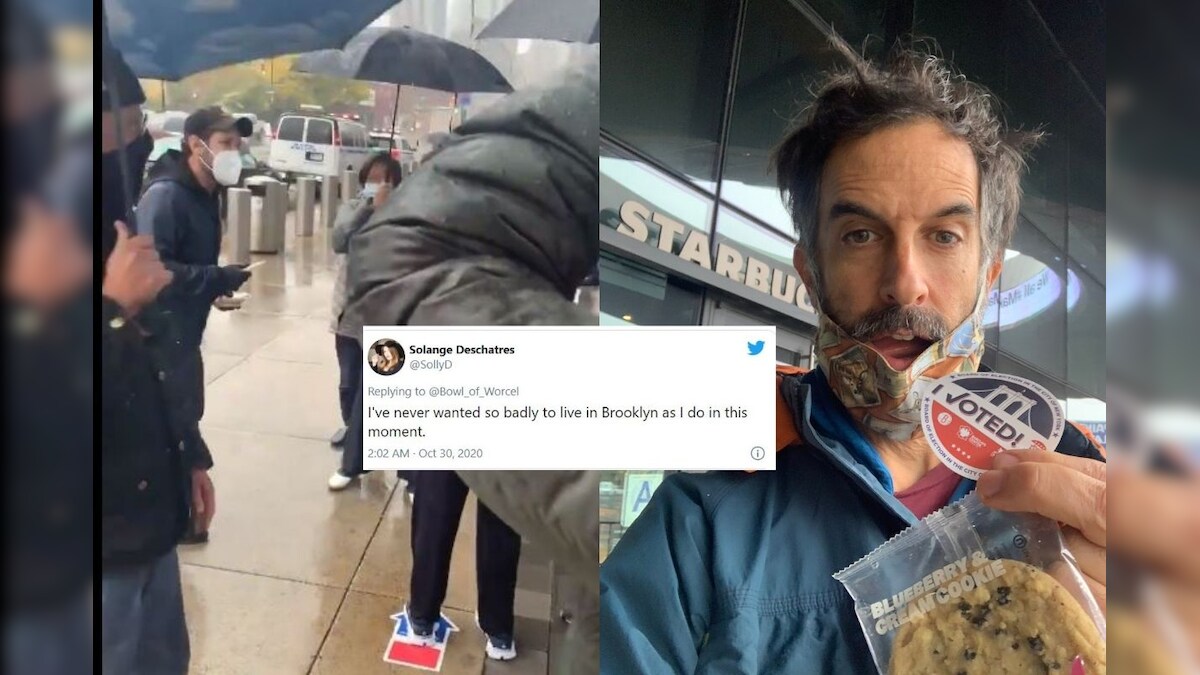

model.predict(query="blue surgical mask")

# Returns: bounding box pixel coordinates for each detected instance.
[361,183,380,199]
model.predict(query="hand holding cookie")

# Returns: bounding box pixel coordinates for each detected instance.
[977,450,1107,614]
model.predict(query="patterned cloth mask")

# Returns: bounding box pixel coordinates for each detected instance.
[815,285,988,441]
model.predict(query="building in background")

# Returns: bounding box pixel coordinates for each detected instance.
[599,0,1105,558]
[381,0,597,124]
[368,83,455,139]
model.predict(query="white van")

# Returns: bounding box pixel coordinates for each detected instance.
[147,110,189,138]
[268,113,372,181]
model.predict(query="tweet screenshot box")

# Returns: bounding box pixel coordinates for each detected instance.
[360,327,776,470]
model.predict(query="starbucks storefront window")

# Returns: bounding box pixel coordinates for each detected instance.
[599,252,704,326]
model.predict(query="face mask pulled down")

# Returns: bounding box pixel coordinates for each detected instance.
[814,282,988,441]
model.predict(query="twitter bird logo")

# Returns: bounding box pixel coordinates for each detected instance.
[747,340,765,356]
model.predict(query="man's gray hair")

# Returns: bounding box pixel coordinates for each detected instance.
[773,39,1043,297]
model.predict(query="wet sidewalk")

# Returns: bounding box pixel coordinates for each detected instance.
[181,213,552,674]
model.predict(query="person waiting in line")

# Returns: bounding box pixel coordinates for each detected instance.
[338,53,599,663]
[328,152,403,490]
[135,106,254,545]
[329,153,402,447]
[95,44,213,674]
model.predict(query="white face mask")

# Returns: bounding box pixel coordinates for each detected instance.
[361,182,381,199]
[199,140,242,186]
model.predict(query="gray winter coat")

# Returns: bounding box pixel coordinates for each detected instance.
[458,470,600,675]
[339,54,598,333]
[340,53,599,675]
[330,196,373,337]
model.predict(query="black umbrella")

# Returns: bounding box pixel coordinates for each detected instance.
[476,0,599,44]
[295,27,512,144]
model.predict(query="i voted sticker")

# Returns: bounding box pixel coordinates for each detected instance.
[921,372,1065,480]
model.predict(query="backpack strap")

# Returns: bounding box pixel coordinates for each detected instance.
[1067,420,1107,459]
[776,365,808,452]
[744,365,809,475]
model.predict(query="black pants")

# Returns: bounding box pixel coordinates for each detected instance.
[408,471,521,639]
[334,335,361,425]
[337,336,364,477]
[179,349,211,536]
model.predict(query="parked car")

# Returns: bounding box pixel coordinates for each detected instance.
[231,112,258,127]
[146,110,189,139]
[228,112,272,146]
[267,112,372,181]
[368,131,417,168]
[236,147,287,196]
[144,135,182,175]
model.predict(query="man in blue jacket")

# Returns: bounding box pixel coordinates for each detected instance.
[136,107,253,544]
[599,43,1107,674]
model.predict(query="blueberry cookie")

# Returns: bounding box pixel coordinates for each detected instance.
[889,559,1106,674]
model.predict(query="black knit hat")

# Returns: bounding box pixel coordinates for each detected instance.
[101,45,146,111]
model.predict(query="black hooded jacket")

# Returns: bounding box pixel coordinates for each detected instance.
[137,149,226,349]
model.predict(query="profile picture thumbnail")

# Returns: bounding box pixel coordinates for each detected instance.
[368,339,405,376]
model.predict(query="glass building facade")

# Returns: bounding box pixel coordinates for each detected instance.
[598,0,1105,558]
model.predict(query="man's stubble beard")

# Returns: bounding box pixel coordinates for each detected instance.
[808,263,988,344]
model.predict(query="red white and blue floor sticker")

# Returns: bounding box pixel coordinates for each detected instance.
[921,372,1065,480]
[383,609,459,671]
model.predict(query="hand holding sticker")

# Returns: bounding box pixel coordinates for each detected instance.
[921,372,1065,480]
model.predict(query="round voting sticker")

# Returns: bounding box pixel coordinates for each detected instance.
[920,372,1065,480]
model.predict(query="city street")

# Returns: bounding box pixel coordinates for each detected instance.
[181,211,553,674]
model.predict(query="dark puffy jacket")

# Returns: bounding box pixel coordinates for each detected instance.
[340,54,598,331]
[342,54,600,675]
[136,150,225,349]
[93,148,214,570]
[99,237,213,570]
[100,298,207,570]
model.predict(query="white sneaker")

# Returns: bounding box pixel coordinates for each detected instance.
[400,607,438,646]
[476,612,517,661]
[327,471,355,491]
[484,635,516,661]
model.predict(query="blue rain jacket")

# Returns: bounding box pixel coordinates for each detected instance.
[600,368,1105,674]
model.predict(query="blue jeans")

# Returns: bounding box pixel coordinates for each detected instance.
[5,593,92,675]
[334,335,362,425]
[101,549,189,675]
[341,376,375,478]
